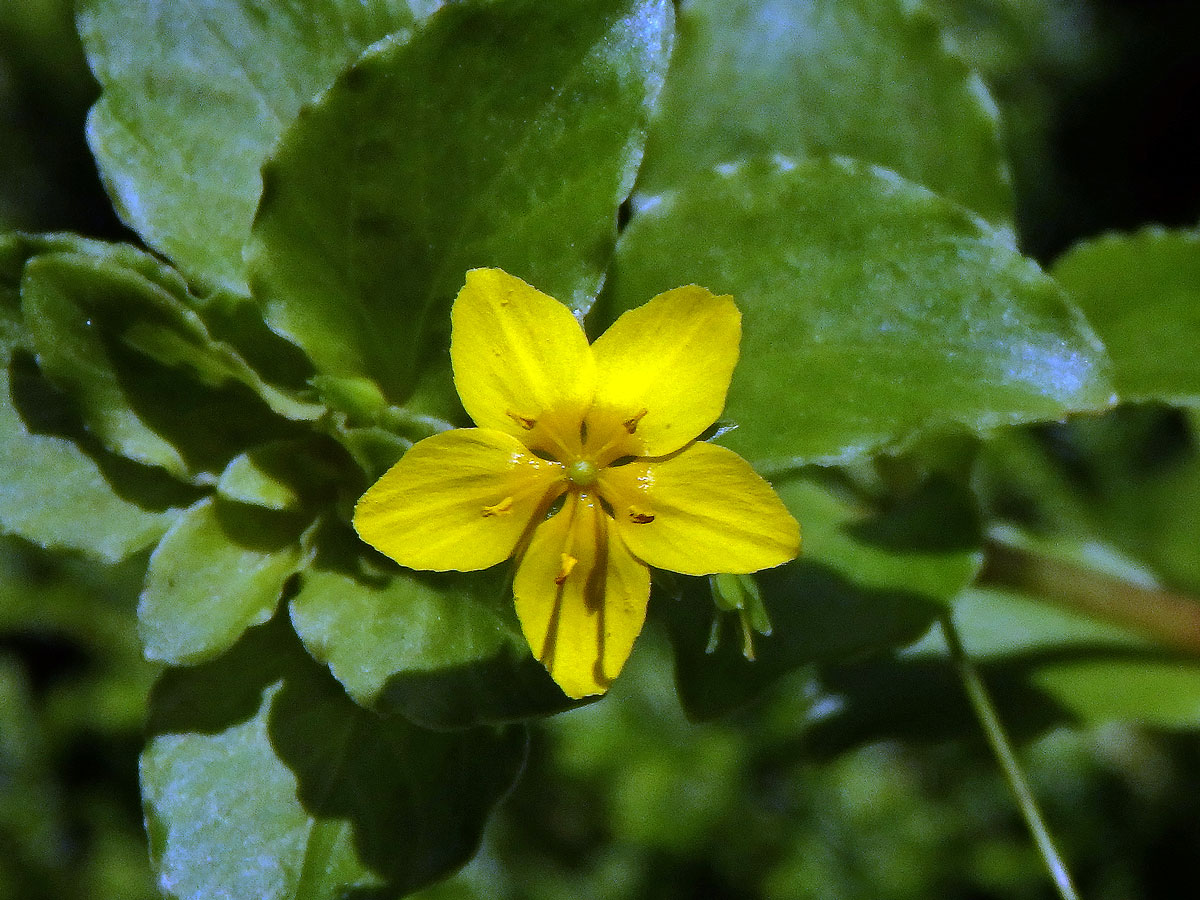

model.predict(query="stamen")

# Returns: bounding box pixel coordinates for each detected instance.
[506,410,537,430]
[482,497,514,517]
[623,408,649,434]
[628,506,655,524]
[555,553,578,585]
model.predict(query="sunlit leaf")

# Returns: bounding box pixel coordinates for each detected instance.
[139,498,312,665]
[1053,227,1200,405]
[607,158,1115,467]
[78,0,438,292]
[247,0,673,401]
[639,0,1012,223]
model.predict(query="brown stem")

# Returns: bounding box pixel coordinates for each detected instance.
[980,540,1200,654]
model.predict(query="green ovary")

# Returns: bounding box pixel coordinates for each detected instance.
[568,459,599,488]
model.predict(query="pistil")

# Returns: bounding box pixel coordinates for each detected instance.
[568,459,599,488]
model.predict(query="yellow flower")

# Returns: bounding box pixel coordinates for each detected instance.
[353,268,800,699]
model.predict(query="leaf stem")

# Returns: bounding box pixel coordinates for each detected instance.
[939,612,1081,900]
[981,538,1200,654]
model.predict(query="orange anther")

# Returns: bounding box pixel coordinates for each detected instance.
[622,408,649,434]
[555,553,578,585]
[482,497,514,517]
[506,410,537,430]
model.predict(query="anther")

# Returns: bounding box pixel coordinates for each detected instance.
[623,408,649,434]
[629,507,655,524]
[506,410,537,430]
[555,553,578,585]
[482,497,514,517]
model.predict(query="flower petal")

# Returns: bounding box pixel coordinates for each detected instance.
[599,442,800,575]
[514,493,650,699]
[353,428,565,571]
[587,285,740,458]
[451,268,595,455]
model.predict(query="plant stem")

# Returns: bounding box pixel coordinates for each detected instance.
[981,538,1200,654]
[940,612,1081,900]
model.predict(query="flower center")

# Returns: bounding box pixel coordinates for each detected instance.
[568,459,599,489]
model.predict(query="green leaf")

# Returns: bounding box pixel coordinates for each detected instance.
[215,438,348,512]
[606,158,1115,466]
[78,0,437,293]
[1025,658,1200,726]
[330,425,412,486]
[0,302,192,563]
[927,587,1200,729]
[662,474,983,719]
[142,615,526,900]
[808,578,1200,755]
[20,251,312,483]
[976,408,1200,596]
[22,254,192,478]
[638,0,1012,223]
[4,230,192,295]
[1053,227,1200,405]
[139,498,312,665]
[11,239,322,420]
[216,444,305,512]
[289,527,572,728]
[190,288,320,401]
[247,0,674,401]
[1090,423,1200,595]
